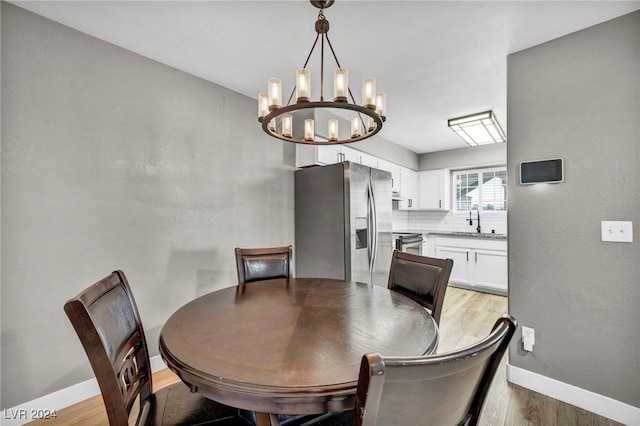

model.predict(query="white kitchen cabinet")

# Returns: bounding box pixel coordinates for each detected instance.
[315,145,342,165]
[435,245,474,286]
[418,169,450,210]
[434,236,507,295]
[340,146,361,163]
[423,235,435,257]
[358,151,379,169]
[296,146,410,201]
[398,167,419,210]
[474,249,508,292]
[296,145,361,167]
[377,159,401,192]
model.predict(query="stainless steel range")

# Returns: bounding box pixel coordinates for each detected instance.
[392,232,424,256]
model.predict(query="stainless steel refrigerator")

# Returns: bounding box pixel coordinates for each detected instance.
[295,161,393,287]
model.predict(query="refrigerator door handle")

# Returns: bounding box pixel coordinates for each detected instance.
[367,179,378,274]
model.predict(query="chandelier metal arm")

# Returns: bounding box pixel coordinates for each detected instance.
[324,32,342,69]
[286,32,322,107]
[323,32,358,108]
[302,32,321,71]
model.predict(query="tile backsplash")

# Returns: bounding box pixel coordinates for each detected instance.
[392,208,507,235]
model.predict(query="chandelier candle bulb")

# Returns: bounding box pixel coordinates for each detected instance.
[296,69,311,103]
[362,77,377,109]
[367,116,376,132]
[351,116,361,138]
[282,114,293,138]
[304,119,315,141]
[268,78,282,110]
[258,92,269,121]
[328,119,339,141]
[375,92,386,118]
[333,68,348,102]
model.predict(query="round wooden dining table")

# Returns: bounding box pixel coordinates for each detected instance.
[159,277,439,426]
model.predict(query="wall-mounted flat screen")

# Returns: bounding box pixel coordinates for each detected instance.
[519,159,564,184]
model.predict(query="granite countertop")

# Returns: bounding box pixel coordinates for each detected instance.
[425,231,507,240]
[393,229,507,240]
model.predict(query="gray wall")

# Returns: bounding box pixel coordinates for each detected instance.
[1,3,295,408]
[419,142,506,171]
[351,134,419,170]
[507,11,639,407]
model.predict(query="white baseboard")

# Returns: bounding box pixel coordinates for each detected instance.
[507,364,640,426]
[0,356,167,426]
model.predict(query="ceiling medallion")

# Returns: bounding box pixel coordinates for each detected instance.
[258,0,386,145]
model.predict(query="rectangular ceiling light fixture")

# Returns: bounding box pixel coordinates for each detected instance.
[448,110,506,146]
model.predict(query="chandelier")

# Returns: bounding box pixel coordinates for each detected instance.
[257,0,386,145]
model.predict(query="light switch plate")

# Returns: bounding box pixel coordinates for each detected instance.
[522,326,535,352]
[601,221,633,242]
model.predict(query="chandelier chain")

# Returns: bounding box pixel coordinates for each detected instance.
[320,34,325,101]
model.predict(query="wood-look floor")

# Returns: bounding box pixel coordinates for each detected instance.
[29,287,622,426]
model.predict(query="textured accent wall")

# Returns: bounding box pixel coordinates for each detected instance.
[507,11,639,407]
[1,3,295,408]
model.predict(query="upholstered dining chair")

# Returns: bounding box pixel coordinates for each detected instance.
[387,250,453,325]
[64,270,250,426]
[303,314,517,426]
[235,245,293,284]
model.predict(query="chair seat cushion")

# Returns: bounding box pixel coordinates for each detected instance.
[144,382,250,425]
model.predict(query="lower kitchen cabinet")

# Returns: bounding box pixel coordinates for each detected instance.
[434,236,507,295]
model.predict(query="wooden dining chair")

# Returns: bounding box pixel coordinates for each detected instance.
[303,315,517,426]
[64,270,250,426]
[235,245,293,284]
[387,249,453,325]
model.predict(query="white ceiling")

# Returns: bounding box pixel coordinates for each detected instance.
[11,1,640,154]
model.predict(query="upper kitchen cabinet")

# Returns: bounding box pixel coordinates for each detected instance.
[358,151,379,169]
[418,169,450,210]
[376,159,401,192]
[296,145,361,167]
[398,167,419,210]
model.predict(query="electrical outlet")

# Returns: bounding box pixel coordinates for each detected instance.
[522,326,535,352]
[601,221,633,242]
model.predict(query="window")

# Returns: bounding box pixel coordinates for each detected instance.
[453,167,507,213]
